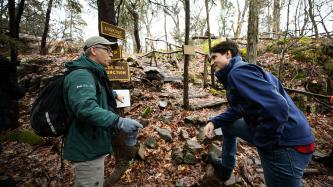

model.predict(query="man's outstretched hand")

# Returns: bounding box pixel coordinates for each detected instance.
[117,117,143,134]
[204,122,214,139]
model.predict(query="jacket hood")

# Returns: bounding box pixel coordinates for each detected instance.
[215,55,242,85]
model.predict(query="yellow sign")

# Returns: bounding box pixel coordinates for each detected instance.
[106,62,130,81]
[111,45,122,61]
[100,21,126,40]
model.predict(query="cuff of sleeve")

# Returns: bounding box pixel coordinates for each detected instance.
[208,117,220,129]
[112,91,118,99]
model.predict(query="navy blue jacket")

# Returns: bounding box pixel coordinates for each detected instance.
[210,55,314,148]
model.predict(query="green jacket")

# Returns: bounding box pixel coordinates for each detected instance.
[62,55,119,161]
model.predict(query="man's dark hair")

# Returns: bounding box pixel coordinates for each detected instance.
[211,40,239,57]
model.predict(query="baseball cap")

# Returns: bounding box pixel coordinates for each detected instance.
[83,36,117,50]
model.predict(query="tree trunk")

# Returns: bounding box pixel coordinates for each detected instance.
[8,0,25,64]
[247,0,259,64]
[6,0,26,130]
[163,0,168,50]
[307,0,318,38]
[278,0,291,80]
[272,0,280,38]
[183,0,190,110]
[40,0,54,55]
[97,0,117,42]
[235,0,248,38]
[133,11,141,53]
[205,0,214,87]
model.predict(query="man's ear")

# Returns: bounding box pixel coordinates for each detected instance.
[227,50,232,59]
[90,47,97,56]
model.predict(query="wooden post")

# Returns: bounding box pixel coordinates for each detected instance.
[203,55,208,88]
[183,0,190,110]
[205,0,214,87]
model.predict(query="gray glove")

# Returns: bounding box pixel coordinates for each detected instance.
[116,117,143,134]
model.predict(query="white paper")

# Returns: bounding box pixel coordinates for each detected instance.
[114,89,131,108]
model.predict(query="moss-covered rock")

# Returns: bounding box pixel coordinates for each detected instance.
[1,130,42,145]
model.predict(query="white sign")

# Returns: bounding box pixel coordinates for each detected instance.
[114,89,131,108]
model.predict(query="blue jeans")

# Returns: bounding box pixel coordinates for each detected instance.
[220,118,313,187]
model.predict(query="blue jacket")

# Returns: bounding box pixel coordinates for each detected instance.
[210,55,314,148]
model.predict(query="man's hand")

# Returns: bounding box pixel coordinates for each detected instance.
[116,95,125,103]
[117,117,143,134]
[204,122,215,139]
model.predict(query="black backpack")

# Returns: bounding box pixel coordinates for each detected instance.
[30,67,99,137]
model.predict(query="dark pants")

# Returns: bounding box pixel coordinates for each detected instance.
[220,118,312,187]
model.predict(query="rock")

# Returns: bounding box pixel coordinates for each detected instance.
[197,127,206,142]
[212,128,223,141]
[138,143,146,160]
[28,75,41,91]
[161,114,173,124]
[131,88,142,100]
[145,137,157,149]
[185,140,202,154]
[143,67,164,81]
[175,176,196,187]
[201,165,225,186]
[139,119,150,127]
[180,128,190,140]
[156,127,173,142]
[183,151,197,164]
[171,146,184,165]
[159,99,168,108]
[313,150,328,160]
[184,115,206,125]
[209,143,222,157]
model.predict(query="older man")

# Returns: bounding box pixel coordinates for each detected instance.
[62,36,142,187]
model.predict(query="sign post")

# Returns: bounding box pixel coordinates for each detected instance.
[100,20,131,110]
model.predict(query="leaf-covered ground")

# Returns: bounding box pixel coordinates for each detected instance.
[0,51,332,186]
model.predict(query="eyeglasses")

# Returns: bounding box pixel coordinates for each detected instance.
[93,45,112,53]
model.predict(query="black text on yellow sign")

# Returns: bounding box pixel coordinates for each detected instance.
[111,45,122,61]
[107,62,130,81]
[100,21,126,40]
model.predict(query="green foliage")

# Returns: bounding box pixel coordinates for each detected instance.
[1,130,42,145]
[326,62,333,74]
[294,71,305,80]
[209,88,218,96]
[277,37,291,45]
[240,47,247,58]
[141,107,151,118]
[266,42,274,52]
[221,89,226,97]
[203,39,223,54]
[292,49,321,63]
[299,37,312,46]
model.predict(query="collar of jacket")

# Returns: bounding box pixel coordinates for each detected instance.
[215,55,242,86]
[66,55,109,79]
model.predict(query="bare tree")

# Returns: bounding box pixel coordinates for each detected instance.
[183,0,190,110]
[8,0,26,63]
[126,0,142,53]
[40,0,54,55]
[163,1,182,44]
[205,0,214,87]
[272,0,280,38]
[234,0,248,38]
[307,0,319,37]
[247,0,259,64]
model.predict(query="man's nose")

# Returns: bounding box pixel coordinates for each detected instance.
[109,52,113,58]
